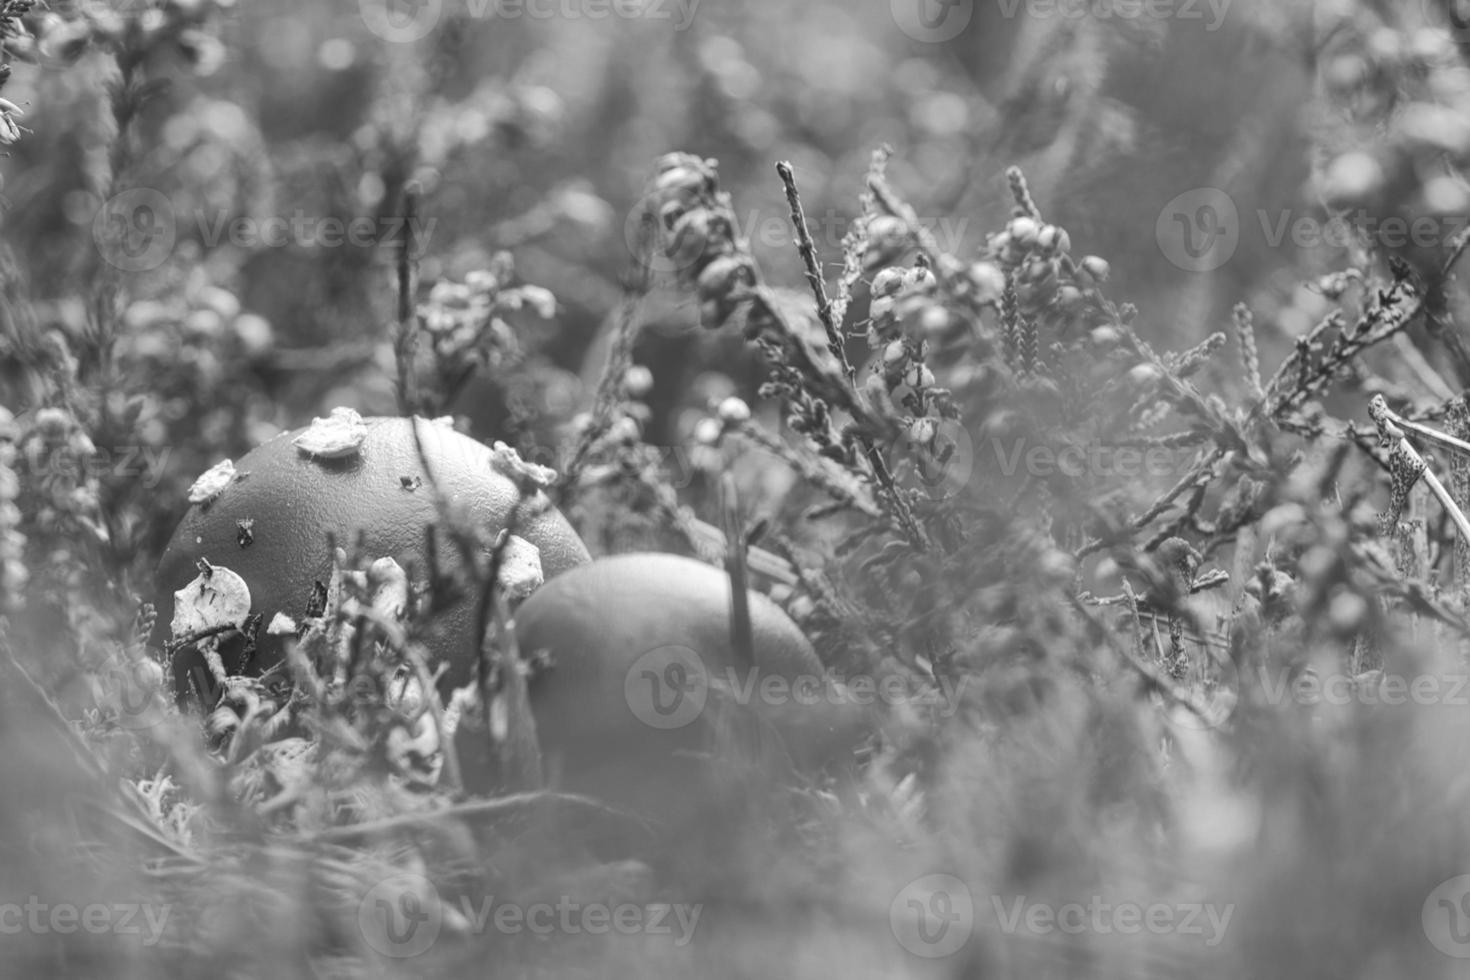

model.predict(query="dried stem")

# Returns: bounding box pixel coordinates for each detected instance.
[394,186,421,416]
[776,160,854,383]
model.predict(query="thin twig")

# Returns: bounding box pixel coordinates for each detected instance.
[394,186,420,416]
[776,161,853,383]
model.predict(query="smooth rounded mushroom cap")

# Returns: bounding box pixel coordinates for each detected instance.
[156,416,589,702]
[511,553,869,803]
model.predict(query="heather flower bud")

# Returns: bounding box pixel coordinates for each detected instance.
[1036,224,1069,255]
[1079,255,1111,283]
[1054,285,1084,311]
[655,164,712,199]
[717,397,751,424]
[1006,216,1040,248]
[968,261,1006,304]
[920,306,952,337]
[696,255,756,302]
[667,208,714,265]
[906,363,935,389]
[907,416,937,444]
[1127,363,1161,386]
[869,294,896,323]
[904,266,936,291]
[623,365,654,398]
[868,215,907,243]
[35,407,72,438]
[1329,590,1368,633]
[693,417,723,445]
[865,216,909,265]
[871,267,905,297]
[1023,256,1055,284]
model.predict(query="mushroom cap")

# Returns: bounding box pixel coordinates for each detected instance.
[156,415,589,703]
[508,553,868,815]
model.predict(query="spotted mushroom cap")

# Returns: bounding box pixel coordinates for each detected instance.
[155,413,589,703]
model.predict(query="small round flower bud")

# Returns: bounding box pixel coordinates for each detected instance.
[1080,255,1111,284]
[1329,590,1368,633]
[717,397,751,424]
[693,417,723,445]
[1036,224,1069,255]
[1127,363,1162,386]
[869,294,897,323]
[623,365,654,398]
[920,306,952,336]
[904,266,936,291]
[908,416,937,444]
[871,267,905,297]
[867,215,907,243]
[968,261,1006,305]
[1006,216,1040,248]
[906,364,935,389]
